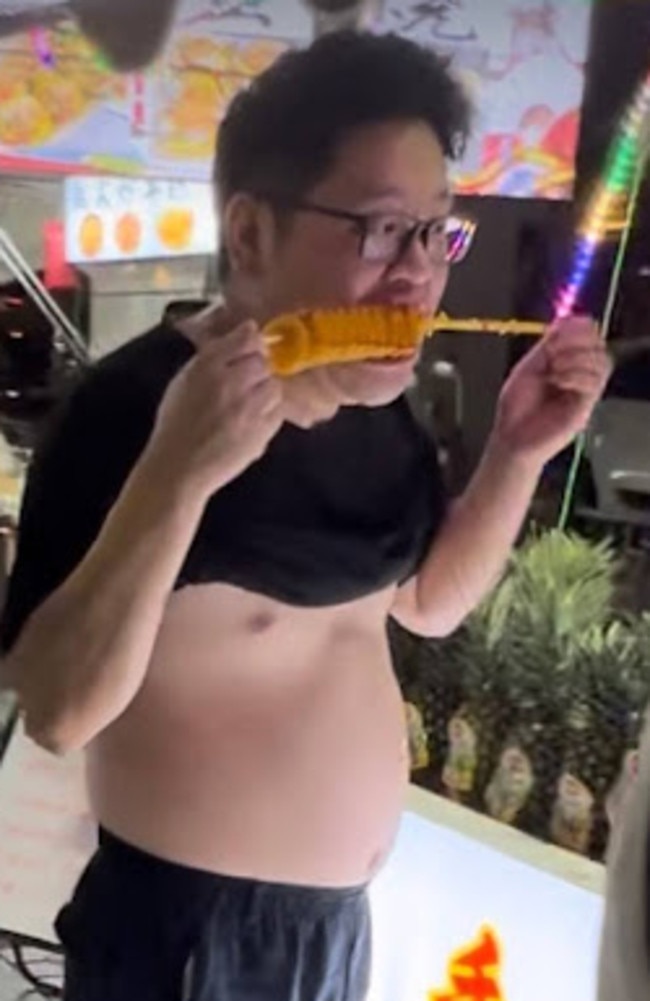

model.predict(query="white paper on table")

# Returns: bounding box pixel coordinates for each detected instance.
[0,722,94,945]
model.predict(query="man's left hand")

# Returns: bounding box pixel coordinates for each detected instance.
[492,315,612,467]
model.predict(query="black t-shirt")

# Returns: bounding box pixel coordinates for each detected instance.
[1,321,448,652]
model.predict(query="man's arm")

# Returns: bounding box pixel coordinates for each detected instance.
[2,448,208,754]
[391,436,540,637]
[392,316,612,638]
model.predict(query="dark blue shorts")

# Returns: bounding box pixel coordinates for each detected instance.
[55,828,372,1001]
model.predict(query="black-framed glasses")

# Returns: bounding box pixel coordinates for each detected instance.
[271,199,477,266]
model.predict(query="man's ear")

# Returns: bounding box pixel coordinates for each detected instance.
[223,194,276,278]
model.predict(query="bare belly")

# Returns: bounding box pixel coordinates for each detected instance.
[87,583,409,887]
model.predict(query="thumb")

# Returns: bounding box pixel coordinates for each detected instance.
[182,302,241,348]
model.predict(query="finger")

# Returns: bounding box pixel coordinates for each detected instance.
[229,352,272,392]
[547,341,607,367]
[188,328,267,395]
[248,377,283,416]
[549,371,607,394]
[548,371,608,396]
[545,332,607,371]
[201,320,263,363]
[179,301,227,340]
[547,314,599,336]
[546,325,604,356]
[547,349,611,378]
[545,330,603,358]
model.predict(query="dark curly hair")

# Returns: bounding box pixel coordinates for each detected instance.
[215,30,473,281]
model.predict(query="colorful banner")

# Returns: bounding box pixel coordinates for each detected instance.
[177,0,312,41]
[63,176,218,262]
[0,0,592,199]
[373,0,593,199]
[0,0,303,179]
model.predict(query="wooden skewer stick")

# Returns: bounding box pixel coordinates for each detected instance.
[430,317,650,361]
[429,313,546,336]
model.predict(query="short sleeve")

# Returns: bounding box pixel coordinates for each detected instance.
[1,378,153,653]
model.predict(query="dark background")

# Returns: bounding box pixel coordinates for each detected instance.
[420,0,650,486]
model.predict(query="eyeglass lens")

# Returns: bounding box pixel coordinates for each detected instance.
[362,216,475,265]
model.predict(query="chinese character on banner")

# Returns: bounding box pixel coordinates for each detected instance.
[429,927,505,1001]
[207,0,272,29]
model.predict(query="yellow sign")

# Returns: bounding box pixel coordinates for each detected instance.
[64,176,217,263]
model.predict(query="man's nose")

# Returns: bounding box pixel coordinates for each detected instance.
[390,229,446,284]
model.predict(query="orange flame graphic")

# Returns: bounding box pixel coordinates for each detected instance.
[429,926,505,1001]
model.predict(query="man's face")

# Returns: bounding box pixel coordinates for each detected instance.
[230,119,453,407]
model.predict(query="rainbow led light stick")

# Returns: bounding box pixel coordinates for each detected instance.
[555,69,650,321]
[557,68,650,528]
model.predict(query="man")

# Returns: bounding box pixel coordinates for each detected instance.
[1,31,610,1001]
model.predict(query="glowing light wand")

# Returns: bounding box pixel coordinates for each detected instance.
[555,69,650,321]
[557,69,650,528]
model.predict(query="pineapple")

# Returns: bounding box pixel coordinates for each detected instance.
[389,528,650,862]
[388,618,467,789]
[451,529,623,841]
[552,620,650,858]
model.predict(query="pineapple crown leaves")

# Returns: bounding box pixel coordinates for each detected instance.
[572,621,650,725]
[451,529,650,732]
[466,528,618,656]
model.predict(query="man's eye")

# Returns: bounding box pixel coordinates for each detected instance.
[429,220,447,237]
[374,216,405,238]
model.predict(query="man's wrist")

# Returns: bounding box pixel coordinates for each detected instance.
[481,430,546,484]
[135,443,217,514]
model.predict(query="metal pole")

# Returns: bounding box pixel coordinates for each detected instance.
[0,229,88,367]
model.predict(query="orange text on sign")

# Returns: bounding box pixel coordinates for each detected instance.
[429,926,505,1001]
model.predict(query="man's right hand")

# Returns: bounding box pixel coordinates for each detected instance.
[148,320,283,496]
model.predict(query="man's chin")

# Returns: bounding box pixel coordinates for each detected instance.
[340,359,417,406]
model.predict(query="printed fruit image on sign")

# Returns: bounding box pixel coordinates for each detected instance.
[78,213,104,258]
[115,212,142,255]
[156,207,195,251]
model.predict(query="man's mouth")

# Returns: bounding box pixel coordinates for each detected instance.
[365,297,430,313]
[365,350,418,369]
